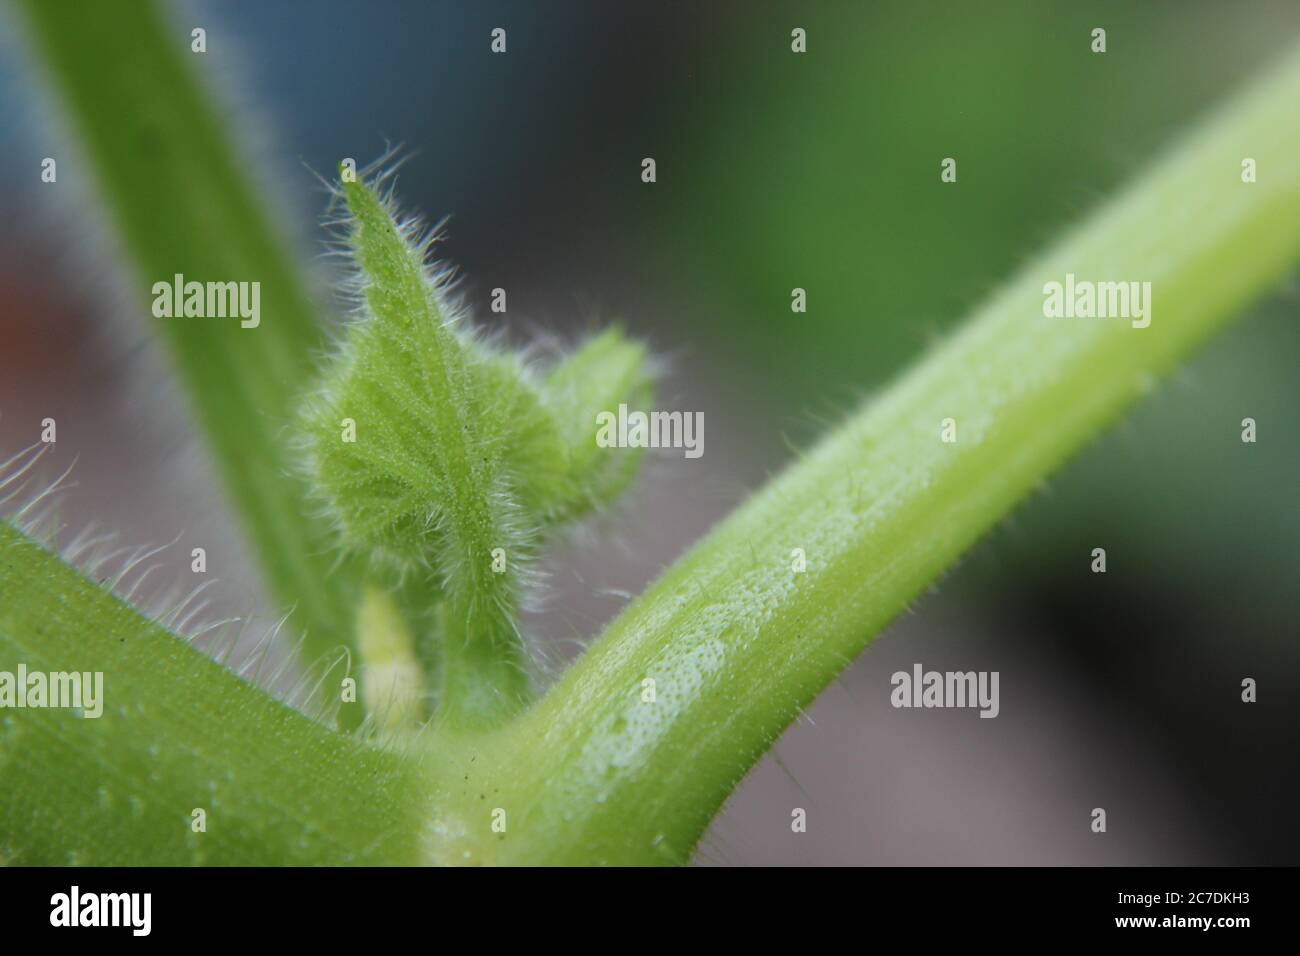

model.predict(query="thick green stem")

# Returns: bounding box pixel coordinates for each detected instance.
[0,522,427,864]
[472,41,1300,864]
[13,0,368,696]
[10,2,1300,869]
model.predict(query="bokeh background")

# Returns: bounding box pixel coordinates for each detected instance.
[1,0,1297,864]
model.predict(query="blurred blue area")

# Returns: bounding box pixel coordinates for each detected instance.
[0,0,1295,864]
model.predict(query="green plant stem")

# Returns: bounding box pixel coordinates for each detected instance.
[9,3,1300,868]
[13,0,368,699]
[467,41,1300,864]
[0,522,426,865]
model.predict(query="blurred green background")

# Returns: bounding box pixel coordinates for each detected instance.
[0,0,1296,863]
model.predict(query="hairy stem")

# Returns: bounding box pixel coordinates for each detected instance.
[473,40,1300,864]
[13,0,368,697]
[0,522,427,865]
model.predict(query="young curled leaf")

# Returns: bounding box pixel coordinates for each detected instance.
[541,327,654,522]
[301,172,654,727]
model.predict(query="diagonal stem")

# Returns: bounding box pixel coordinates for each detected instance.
[471,39,1300,865]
